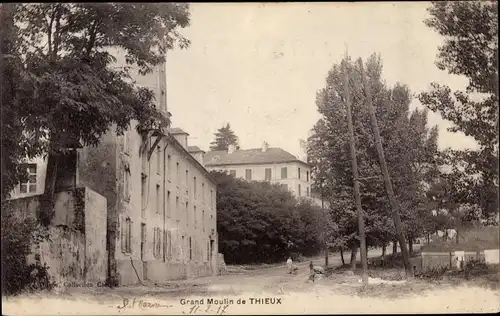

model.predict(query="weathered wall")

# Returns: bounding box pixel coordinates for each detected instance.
[422,252,452,270]
[35,226,86,285]
[78,131,118,284]
[144,261,187,281]
[84,188,108,283]
[6,188,107,285]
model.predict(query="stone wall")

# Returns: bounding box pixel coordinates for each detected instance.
[6,187,107,286]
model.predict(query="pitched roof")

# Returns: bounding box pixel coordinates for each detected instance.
[170,127,189,135]
[188,146,204,153]
[204,147,308,166]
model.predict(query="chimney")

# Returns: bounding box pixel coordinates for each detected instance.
[228,144,236,154]
[261,141,269,153]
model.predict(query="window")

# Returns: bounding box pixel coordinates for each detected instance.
[185,170,189,194]
[167,155,172,181]
[186,202,189,225]
[298,184,302,196]
[306,171,309,182]
[167,191,171,218]
[165,230,172,259]
[245,169,252,180]
[182,235,185,260]
[194,206,197,228]
[176,162,180,182]
[156,146,161,174]
[189,237,192,260]
[265,168,272,181]
[281,167,287,179]
[207,241,210,262]
[194,176,197,198]
[124,167,131,201]
[210,190,213,207]
[306,186,310,197]
[156,185,160,214]
[229,170,236,177]
[19,164,37,194]
[176,197,180,221]
[202,183,205,201]
[298,167,301,179]
[153,227,161,258]
[202,210,205,232]
[121,217,132,253]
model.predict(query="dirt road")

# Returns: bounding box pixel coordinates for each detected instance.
[4,245,499,315]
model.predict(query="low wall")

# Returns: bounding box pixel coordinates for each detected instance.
[34,226,86,285]
[144,261,187,282]
[422,252,453,270]
[484,249,499,264]
[422,251,488,270]
[116,258,145,286]
[186,262,213,278]
[7,187,107,286]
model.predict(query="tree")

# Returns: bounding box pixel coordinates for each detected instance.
[1,4,190,203]
[308,54,440,268]
[209,123,240,151]
[418,1,498,219]
[211,170,322,264]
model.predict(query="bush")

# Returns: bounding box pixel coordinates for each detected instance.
[212,171,323,264]
[1,206,55,295]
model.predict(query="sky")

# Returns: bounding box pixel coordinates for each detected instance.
[166,2,479,158]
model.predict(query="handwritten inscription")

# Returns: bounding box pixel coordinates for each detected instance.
[184,304,230,315]
[117,297,173,310]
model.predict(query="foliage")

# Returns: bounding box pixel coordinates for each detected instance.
[209,123,240,151]
[211,170,322,264]
[0,3,190,201]
[418,1,499,219]
[307,54,440,257]
[1,203,55,295]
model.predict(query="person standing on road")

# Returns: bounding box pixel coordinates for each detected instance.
[286,257,293,274]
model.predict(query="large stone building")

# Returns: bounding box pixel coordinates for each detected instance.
[8,50,219,285]
[203,142,312,199]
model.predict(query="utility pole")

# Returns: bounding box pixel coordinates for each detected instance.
[343,57,369,285]
[357,59,414,279]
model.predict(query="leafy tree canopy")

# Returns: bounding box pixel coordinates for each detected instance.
[308,54,440,251]
[209,123,240,151]
[418,1,498,219]
[0,3,190,200]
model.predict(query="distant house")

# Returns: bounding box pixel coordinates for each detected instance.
[203,142,313,200]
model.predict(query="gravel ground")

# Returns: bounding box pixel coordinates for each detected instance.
[3,247,499,315]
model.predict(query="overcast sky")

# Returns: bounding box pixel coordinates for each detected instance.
[166,2,478,157]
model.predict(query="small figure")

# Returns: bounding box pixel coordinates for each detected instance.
[287,257,293,274]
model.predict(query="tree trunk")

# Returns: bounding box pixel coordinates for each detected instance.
[409,238,413,255]
[392,240,398,255]
[324,248,329,267]
[427,233,430,244]
[382,244,386,266]
[340,248,345,266]
[350,244,358,271]
[358,59,414,279]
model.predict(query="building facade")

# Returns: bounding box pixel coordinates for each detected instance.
[203,142,312,199]
[8,50,219,285]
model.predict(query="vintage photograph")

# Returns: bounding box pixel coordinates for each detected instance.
[1,1,498,315]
